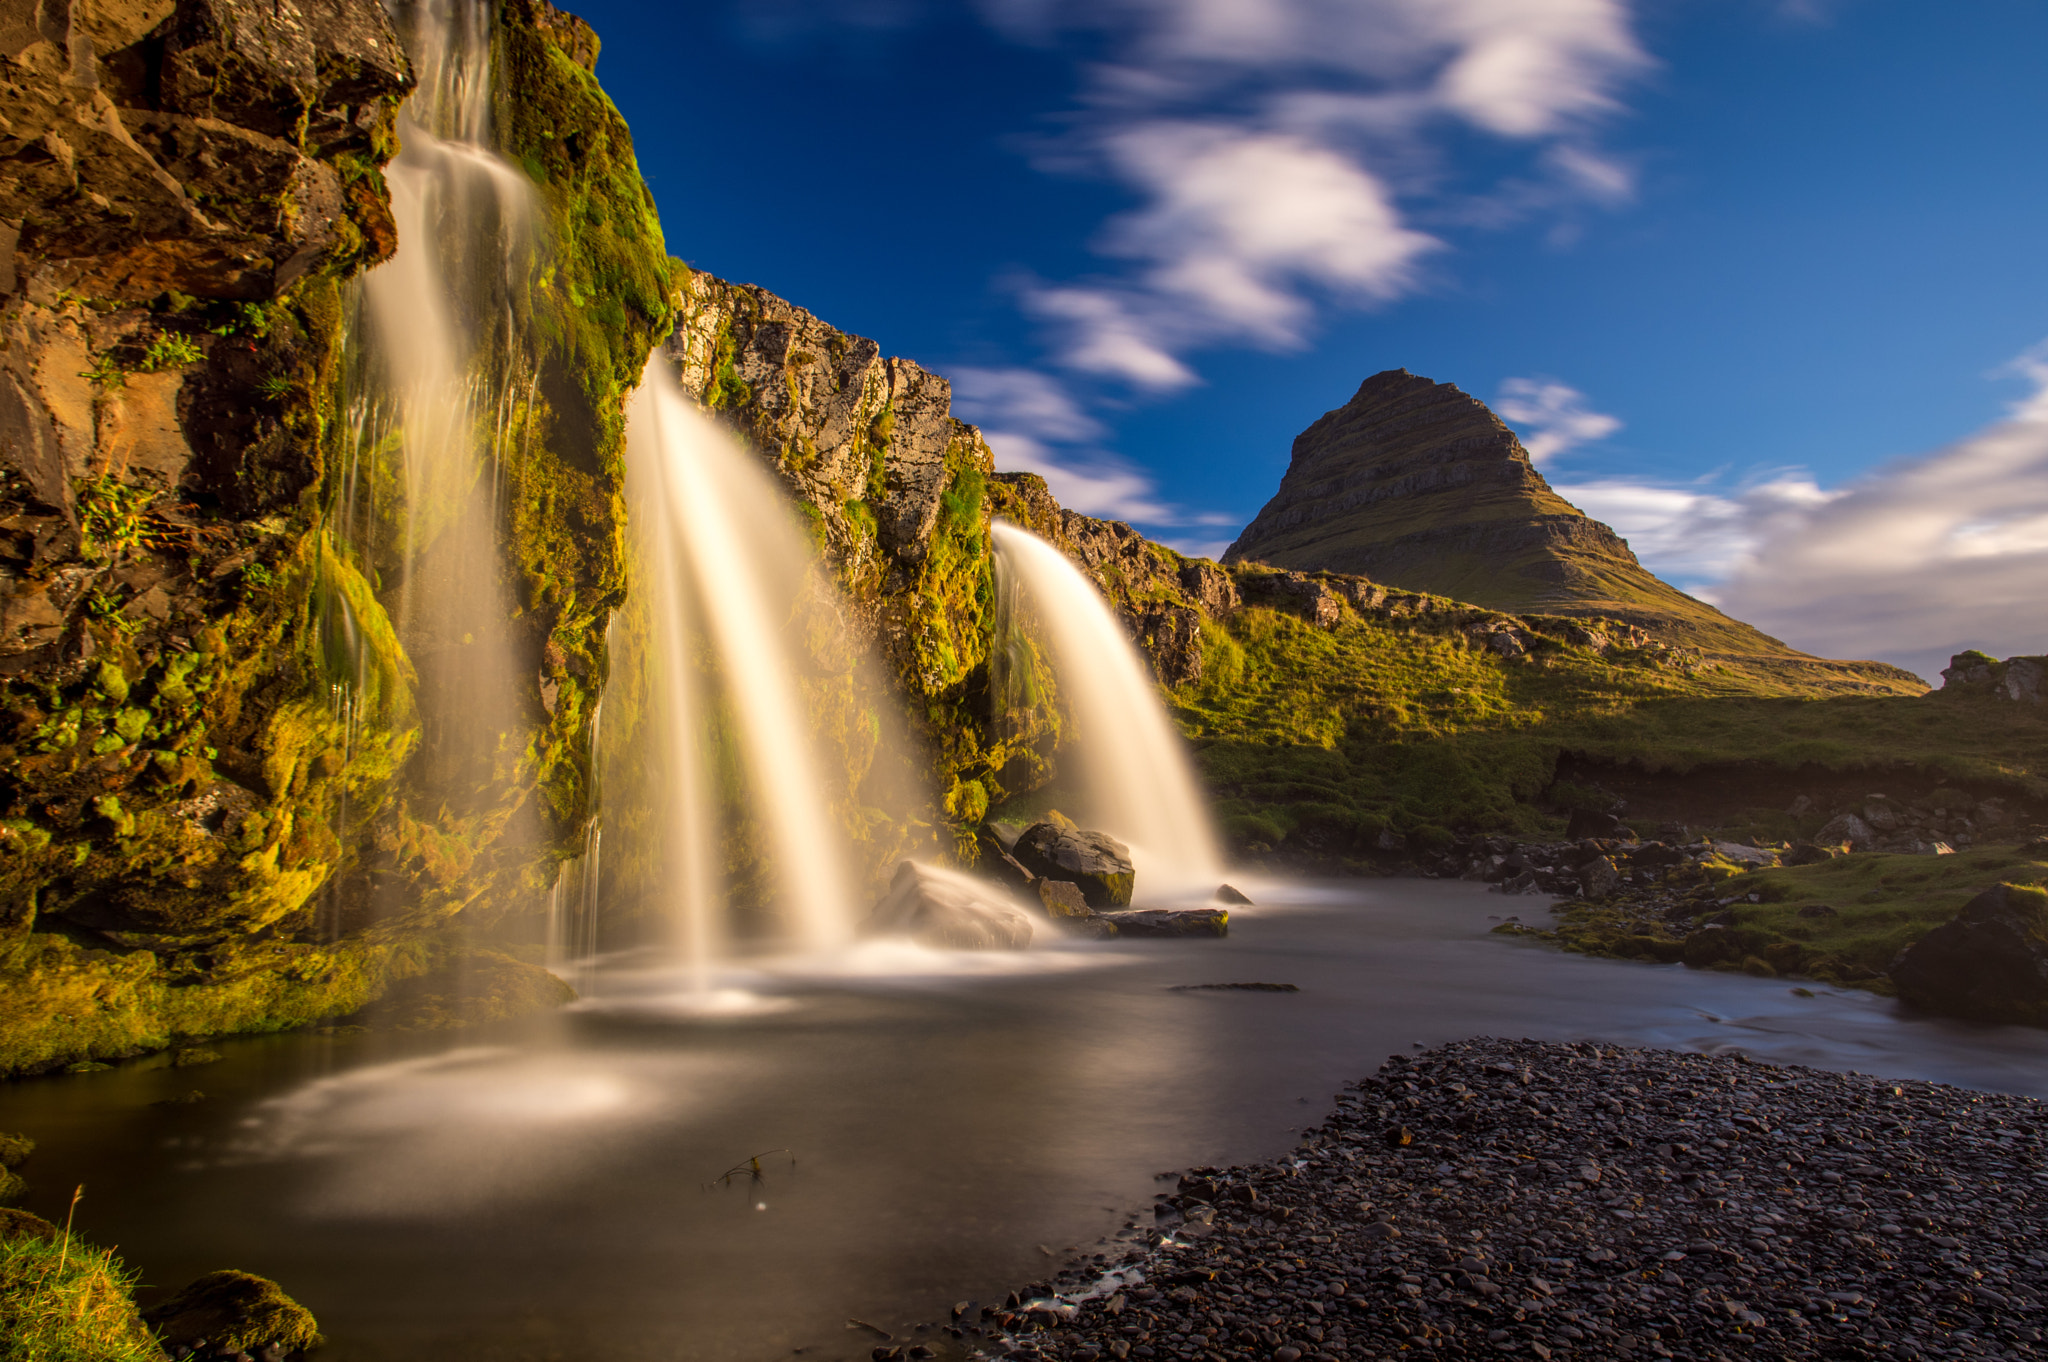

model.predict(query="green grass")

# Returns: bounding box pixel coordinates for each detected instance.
[1726,846,2048,981]
[0,1227,163,1362]
[1172,606,2046,853]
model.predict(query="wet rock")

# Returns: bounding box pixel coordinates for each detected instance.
[143,1270,320,1358]
[1110,908,1228,939]
[0,1206,59,1241]
[1036,880,1092,919]
[977,826,1035,890]
[1012,824,1136,908]
[863,860,1035,950]
[1579,855,1621,899]
[1215,883,1253,905]
[1891,882,2048,1024]
[953,1038,2048,1362]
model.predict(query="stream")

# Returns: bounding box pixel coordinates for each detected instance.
[4,879,2043,1361]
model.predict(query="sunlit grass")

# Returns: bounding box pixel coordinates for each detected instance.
[0,1224,162,1362]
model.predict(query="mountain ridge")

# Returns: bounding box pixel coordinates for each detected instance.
[1225,368,1866,670]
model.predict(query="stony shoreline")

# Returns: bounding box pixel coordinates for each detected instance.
[929,1039,2045,1362]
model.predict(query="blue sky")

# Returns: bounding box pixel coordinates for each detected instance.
[569,0,2048,677]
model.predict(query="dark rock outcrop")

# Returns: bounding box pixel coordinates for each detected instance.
[864,860,1034,950]
[1011,823,1135,908]
[1941,650,2045,703]
[1891,883,2048,1025]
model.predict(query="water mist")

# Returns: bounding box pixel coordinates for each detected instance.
[991,523,1224,897]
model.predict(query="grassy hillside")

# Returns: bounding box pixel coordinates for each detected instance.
[1171,603,2045,855]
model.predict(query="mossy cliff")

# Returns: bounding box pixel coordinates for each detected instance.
[0,0,670,1075]
[664,277,2045,888]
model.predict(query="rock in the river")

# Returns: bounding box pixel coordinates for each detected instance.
[1215,883,1253,905]
[1036,880,1092,918]
[865,861,1035,950]
[1891,882,2048,1024]
[1011,824,1136,908]
[143,1270,321,1358]
[1110,908,1229,939]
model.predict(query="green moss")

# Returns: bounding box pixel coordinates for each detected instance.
[143,1269,320,1355]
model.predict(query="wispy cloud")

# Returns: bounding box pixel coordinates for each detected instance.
[1496,376,1622,463]
[1556,343,2048,681]
[985,0,1649,389]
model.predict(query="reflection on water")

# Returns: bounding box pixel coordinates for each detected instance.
[4,879,2045,1361]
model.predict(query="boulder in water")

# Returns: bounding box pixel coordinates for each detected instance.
[1890,883,2048,1024]
[1012,824,1135,908]
[143,1270,322,1358]
[1036,880,1092,918]
[1215,883,1253,905]
[1114,908,1229,939]
[865,861,1034,949]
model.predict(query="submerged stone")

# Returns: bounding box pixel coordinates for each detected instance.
[865,861,1034,950]
[1012,824,1135,908]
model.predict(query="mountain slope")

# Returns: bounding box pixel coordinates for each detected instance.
[1225,369,1893,675]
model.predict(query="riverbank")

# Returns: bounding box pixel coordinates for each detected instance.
[957,1038,2045,1362]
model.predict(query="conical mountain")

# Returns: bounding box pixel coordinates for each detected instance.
[1226,369,1797,657]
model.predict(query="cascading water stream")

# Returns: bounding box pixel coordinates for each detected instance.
[335,0,538,812]
[991,523,1224,897]
[616,357,861,979]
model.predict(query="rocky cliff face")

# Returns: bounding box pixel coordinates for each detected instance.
[1225,370,1886,670]
[0,0,670,1075]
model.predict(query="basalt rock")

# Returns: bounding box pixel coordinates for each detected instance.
[1112,907,1229,939]
[1891,883,2048,1025]
[1011,823,1136,908]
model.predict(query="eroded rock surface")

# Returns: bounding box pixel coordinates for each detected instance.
[1013,823,1136,909]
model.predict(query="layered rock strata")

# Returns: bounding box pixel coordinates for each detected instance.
[1225,370,1900,672]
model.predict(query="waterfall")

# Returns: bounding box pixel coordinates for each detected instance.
[990,523,1224,897]
[337,0,538,810]
[616,357,861,973]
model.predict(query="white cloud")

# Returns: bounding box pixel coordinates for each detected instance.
[981,429,1178,523]
[973,0,1649,385]
[1556,473,1832,583]
[1558,342,2048,682]
[1496,377,1622,463]
[949,366,1106,441]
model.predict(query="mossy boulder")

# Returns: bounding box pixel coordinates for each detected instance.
[0,1133,32,1168]
[1012,824,1135,909]
[1891,883,2048,1025]
[143,1269,320,1356]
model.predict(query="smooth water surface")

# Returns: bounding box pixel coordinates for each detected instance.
[5,880,2044,1361]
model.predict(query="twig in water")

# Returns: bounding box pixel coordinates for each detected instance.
[704,1149,794,1194]
[847,1318,892,1339]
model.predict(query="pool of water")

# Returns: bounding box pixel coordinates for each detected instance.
[4,878,2043,1360]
